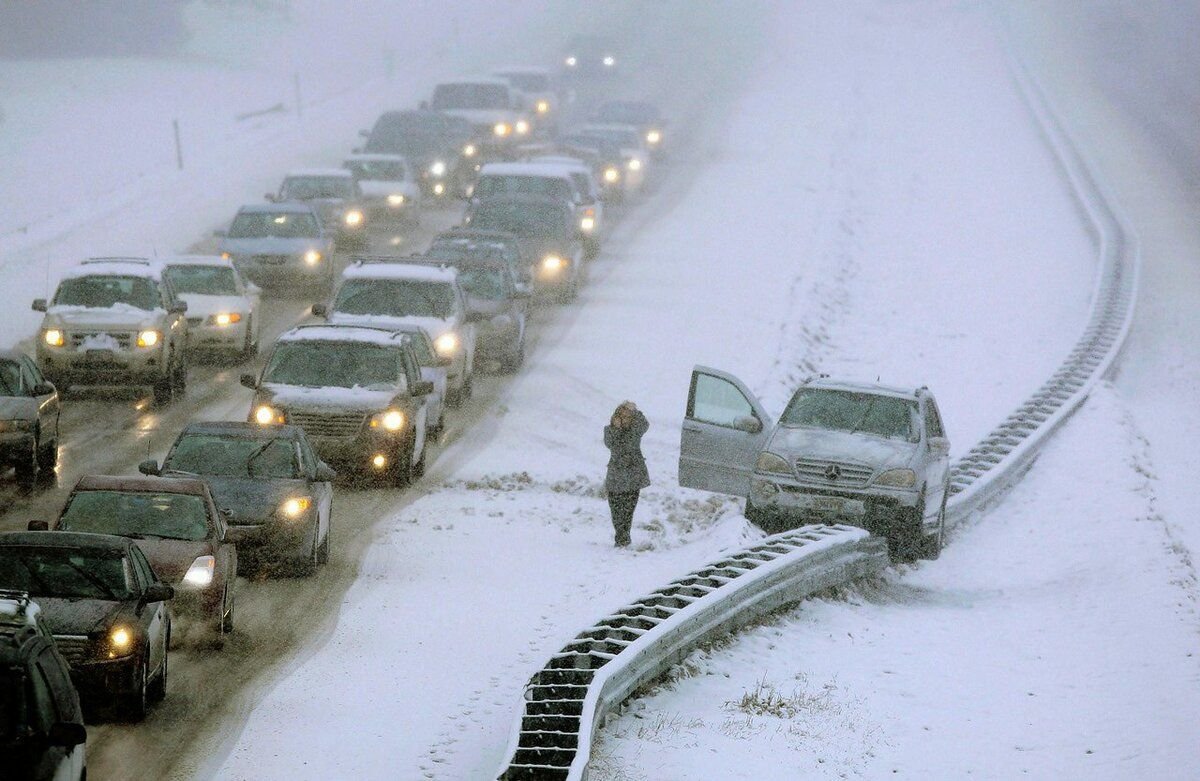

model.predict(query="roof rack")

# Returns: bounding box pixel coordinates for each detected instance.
[83,256,151,265]
[285,323,411,341]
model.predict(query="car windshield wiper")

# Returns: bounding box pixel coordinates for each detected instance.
[62,560,120,601]
[245,440,276,478]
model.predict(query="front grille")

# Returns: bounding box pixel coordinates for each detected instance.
[286,410,367,438]
[53,635,90,667]
[69,331,133,349]
[794,458,874,488]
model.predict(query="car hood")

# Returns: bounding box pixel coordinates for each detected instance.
[263,382,399,412]
[767,426,917,471]
[37,596,129,636]
[219,236,326,255]
[198,475,309,524]
[43,304,160,329]
[327,313,456,340]
[133,538,215,583]
[177,293,248,318]
[358,180,420,199]
[0,396,36,419]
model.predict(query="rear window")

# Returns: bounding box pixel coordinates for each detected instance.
[780,388,918,443]
[469,201,566,238]
[334,278,456,319]
[59,490,211,541]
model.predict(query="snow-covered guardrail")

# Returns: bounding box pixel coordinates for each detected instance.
[495,526,888,779]
[495,55,1137,781]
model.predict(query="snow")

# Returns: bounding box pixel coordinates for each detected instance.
[60,260,162,280]
[283,168,353,180]
[342,261,458,283]
[265,383,396,410]
[276,325,408,347]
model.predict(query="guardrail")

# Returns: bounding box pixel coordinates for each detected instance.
[494,55,1139,781]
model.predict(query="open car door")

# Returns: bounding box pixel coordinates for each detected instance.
[678,365,773,497]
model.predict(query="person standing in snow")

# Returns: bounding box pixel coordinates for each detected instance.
[604,401,650,547]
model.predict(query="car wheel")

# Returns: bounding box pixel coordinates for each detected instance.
[36,434,57,474]
[889,499,926,564]
[744,498,778,535]
[14,436,38,488]
[920,495,947,560]
[462,372,474,401]
[391,440,414,487]
[124,654,150,721]
[499,341,525,374]
[412,439,427,479]
[172,353,188,395]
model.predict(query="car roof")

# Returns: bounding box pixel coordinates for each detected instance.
[238,201,316,215]
[804,378,922,400]
[61,258,164,281]
[286,168,353,179]
[162,254,234,268]
[73,474,212,496]
[0,530,135,552]
[344,153,410,164]
[181,421,305,439]
[277,324,413,347]
[343,260,459,283]
[479,162,576,180]
[437,76,511,88]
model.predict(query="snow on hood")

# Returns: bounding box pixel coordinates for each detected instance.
[328,312,455,340]
[177,293,249,318]
[44,303,161,328]
[263,382,398,411]
[767,426,918,471]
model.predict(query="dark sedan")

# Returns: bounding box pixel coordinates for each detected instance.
[141,422,334,575]
[428,228,534,294]
[0,532,173,721]
[464,196,584,302]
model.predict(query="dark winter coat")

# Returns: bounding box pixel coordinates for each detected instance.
[604,410,650,494]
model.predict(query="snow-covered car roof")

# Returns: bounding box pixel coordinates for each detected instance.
[162,254,233,268]
[479,162,576,180]
[805,378,922,400]
[343,260,458,283]
[238,201,317,215]
[344,153,411,164]
[439,76,511,87]
[277,324,411,347]
[528,155,591,170]
[284,168,354,180]
[62,258,163,281]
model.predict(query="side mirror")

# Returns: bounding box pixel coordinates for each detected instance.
[26,520,49,532]
[732,415,763,434]
[31,381,55,396]
[315,463,337,482]
[142,583,174,604]
[213,229,227,238]
[311,303,329,318]
[239,373,258,390]
[169,300,188,314]
[48,722,87,748]
[32,299,47,312]
[220,508,234,519]
[138,459,161,476]
[413,380,435,397]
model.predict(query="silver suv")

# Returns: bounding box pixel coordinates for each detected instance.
[33,258,189,405]
[678,367,951,560]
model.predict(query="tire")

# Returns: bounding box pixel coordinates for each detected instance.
[461,373,473,401]
[499,341,525,374]
[172,353,187,396]
[889,499,926,564]
[391,440,414,487]
[123,654,150,721]
[152,371,174,407]
[919,495,947,560]
[294,526,319,576]
[36,435,57,474]
[744,499,776,534]
[14,437,38,489]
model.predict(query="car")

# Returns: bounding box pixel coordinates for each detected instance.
[428,228,535,294]
[594,100,666,156]
[312,261,479,406]
[561,34,620,77]
[465,196,585,302]
[491,66,559,128]
[242,324,434,483]
[268,169,368,249]
[358,110,478,199]
[140,422,334,575]
[366,325,449,435]
[677,368,952,561]
[0,350,60,488]
[0,591,87,781]
[428,77,532,152]
[342,153,422,227]
[522,156,606,253]
[555,133,629,201]
[0,531,173,720]
[571,123,650,192]
[216,202,336,291]
[46,474,237,643]
[470,162,601,252]
[32,258,190,406]
[409,255,530,372]
[163,256,261,359]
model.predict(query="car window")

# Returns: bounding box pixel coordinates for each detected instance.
[165,265,240,296]
[400,348,422,388]
[58,490,212,542]
[457,267,508,301]
[431,83,510,110]
[689,373,756,428]
[53,275,160,310]
[37,651,76,721]
[501,73,550,92]
[333,279,456,319]
[264,341,402,390]
[130,546,156,589]
[923,399,945,439]
[345,159,409,181]
[228,212,320,239]
[20,356,45,387]
[282,177,354,200]
[403,333,435,365]
[0,547,134,601]
[0,360,21,396]
[476,176,571,200]
[165,433,299,479]
[780,389,919,443]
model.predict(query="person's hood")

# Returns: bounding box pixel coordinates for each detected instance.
[327,312,456,340]
[132,538,215,583]
[358,180,420,199]
[766,426,918,472]
[261,382,399,413]
[195,475,309,525]
[43,304,161,330]
[36,596,131,636]
[219,236,328,255]
[0,395,37,420]
[177,293,249,319]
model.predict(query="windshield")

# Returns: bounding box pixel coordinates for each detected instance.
[457,267,507,300]
[476,175,572,200]
[780,389,919,443]
[0,360,20,396]
[58,490,211,541]
[54,275,159,310]
[282,177,353,200]
[228,211,319,239]
[165,434,298,479]
[344,159,409,181]
[0,547,133,601]
[431,83,510,110]
[165,265,238,296]
[470,202,565,238]
[334,278,455,319]
[365,131,443,157]
[596,102,658,125]
[264,341,401,389]
[429,238,517,264]
[500,73,550,92]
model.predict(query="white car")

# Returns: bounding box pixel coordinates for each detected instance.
[163,256,261,358]
[314,261,479,406]
[342,154,422,227]
[491,66,558,126]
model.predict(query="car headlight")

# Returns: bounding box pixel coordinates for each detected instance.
[603,55,616,67]
[541,254,565,273]
[211,312,243,327]
[875,468,917,488]
[107,626,134,657]
[515,119,530,135]
[0,420,33,433]
[43,329,64,347]
[387,193,406,207]
[565,56,577,68]
[580,215,596,232]
[755,452,792,475]
[433,182,446,196]
[254,405,285,425]
[536,100,550,114]
[627,158,642,172]
[304,249,322,266]
[183,555,215,587]
[343,209,364,227]
[136,330,160,348]
[603,167,620,183]
[429,160,447,177]
[280,496,312,518]
[463,144,477,157]
[434,332,460,357]
[370,409,406,432]
[646,129,662,145]
[220,251,232,260]
[493,122,511,137]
